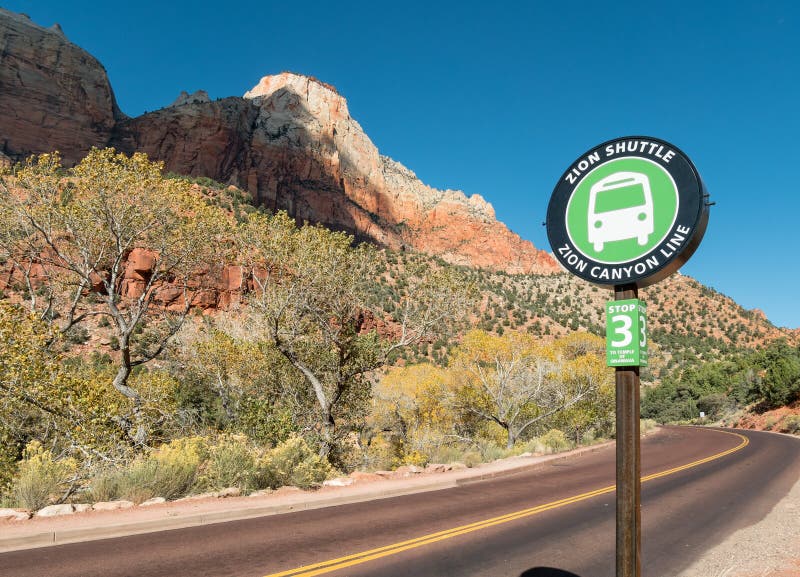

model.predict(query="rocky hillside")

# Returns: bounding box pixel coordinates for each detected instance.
[379,250,798,376]
[0,9,556,275]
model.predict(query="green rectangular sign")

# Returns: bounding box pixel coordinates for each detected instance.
[606,298,648,367]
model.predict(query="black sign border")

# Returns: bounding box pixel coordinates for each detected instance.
[546,136,709,288]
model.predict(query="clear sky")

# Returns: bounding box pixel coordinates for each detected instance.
[5,0,800,328]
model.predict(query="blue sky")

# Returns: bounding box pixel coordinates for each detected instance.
[5,1,800,328]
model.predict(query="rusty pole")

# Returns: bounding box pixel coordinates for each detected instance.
[615,283,641,577]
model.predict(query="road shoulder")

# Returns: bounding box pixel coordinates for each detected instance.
[0,439,616,553]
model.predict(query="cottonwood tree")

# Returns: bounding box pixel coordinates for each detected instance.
[370,363,453,463]
[451,330,603,448]
[552,333,615,443]
[238,212,472,463]
[0,150,228,445]
[0,302,179,472]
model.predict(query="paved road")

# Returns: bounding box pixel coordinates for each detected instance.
[3,427,798,577]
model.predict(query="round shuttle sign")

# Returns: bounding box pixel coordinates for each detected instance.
[546,136,709,287]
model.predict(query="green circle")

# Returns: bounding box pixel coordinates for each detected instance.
[565,157,678,264]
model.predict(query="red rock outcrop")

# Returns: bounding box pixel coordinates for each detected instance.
[0,9,123,166]
[112,73,558,274]
[0,8,557,275]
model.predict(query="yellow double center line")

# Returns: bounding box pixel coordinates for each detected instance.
[265,430,749,577]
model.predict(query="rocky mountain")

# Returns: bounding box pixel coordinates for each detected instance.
[0,9,557,275]
[0,9,123,166]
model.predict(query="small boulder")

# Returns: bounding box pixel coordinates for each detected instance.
[92,500,134,511]
[348,471,385,482]
[0,508,30,521]
[218,487,241,498]
[36,504,75,517]
[394,465,424,476]
[248,489,273,497]
[322,477,354,487]
[72,503,92,513]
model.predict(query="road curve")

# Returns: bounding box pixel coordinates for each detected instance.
[2,427,797,577]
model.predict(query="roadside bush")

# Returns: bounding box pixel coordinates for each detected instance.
[260,436,332,490]
[199,434,258,492]
[580,428,597,445]
[519,438,547,455]
[360,435,395,471]
[540,429,570,453]
[640,419,658,434]
[780,415,800,435]
[118,437,206,503]
[696,393,735,420]
[10,441,77,510]
[477,440,508,462]
[428,443,467,466]
[88,468,121,502]
[461,450,483,468]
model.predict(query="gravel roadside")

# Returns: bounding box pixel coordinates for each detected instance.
[676,433,800,577]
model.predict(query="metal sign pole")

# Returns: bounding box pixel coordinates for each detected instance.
[615,283,641,577]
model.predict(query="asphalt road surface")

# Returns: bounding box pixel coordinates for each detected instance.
[3,427,798,577]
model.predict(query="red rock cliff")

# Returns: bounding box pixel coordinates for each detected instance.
[0,8,123,166]
[0,8,557,275]
[112,73,558,274]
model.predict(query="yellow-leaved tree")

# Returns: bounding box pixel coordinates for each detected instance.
[0,149,229,446]
[0,302,179,489]
[553,332,615,443]
[451,330,606,448]
[371,363,453,466]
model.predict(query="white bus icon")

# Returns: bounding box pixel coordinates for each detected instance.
[588,171,654,252]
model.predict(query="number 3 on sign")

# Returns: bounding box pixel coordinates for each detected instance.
[606,299,647,367]
[610,315,633,347]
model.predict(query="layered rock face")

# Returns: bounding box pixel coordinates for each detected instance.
[0,9,122,166]
[0,8,557,275]
[113,73,558,274]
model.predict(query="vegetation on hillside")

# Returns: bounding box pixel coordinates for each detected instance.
[642,339,800,425]
[0,148,795,509]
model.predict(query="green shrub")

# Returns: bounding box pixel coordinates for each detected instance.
[540,429,570,453]
[519,438,547,454]
[10,441,76,510]
[696,393,735,420]
[200,434,258,492]
[461,450,483,468]
[428,444,468,466]
[88,469,121,502]
[780,414,800,435]
[260,436,332,489]
[580,428,597,445]
[477,441,508,462]
[640,419,658,434]
[118,437,206,503]
[65,326,90,345]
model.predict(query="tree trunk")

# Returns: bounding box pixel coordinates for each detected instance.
[319,411,336,458]
[506,428,516,449]
[111,343,146,447]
